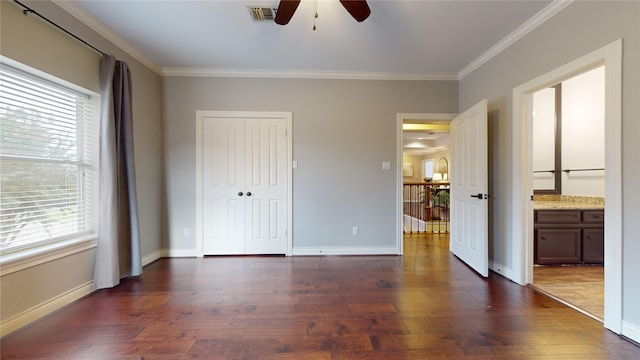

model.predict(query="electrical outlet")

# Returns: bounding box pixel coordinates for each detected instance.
[183,228,190,237]
[352,226,359,235]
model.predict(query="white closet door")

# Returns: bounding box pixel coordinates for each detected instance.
[202,116,288,255]
[202,117,246,254]
[244,118,288,254]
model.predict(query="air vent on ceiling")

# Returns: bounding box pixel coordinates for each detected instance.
[249,7,277,22]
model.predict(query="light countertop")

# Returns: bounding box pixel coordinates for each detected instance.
[532,195,604,210]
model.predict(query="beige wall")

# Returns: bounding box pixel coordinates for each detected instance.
[459,1,640,338]
[0,0,164,334]
[402,154,423,182]
[402,150,451,183]
[163,77,457,252]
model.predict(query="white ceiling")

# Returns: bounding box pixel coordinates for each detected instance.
[56,0,559,79]
[54,0,562,154]
[403,130,450,155]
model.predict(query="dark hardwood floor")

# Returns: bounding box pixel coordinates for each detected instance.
[2,233,639,359]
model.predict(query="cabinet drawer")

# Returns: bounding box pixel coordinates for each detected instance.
[583,229,604,264]
[535,229,582,264]
[583,210,604,223]
[535,210,581,224]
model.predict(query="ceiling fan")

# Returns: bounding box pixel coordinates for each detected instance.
[274,0,371,25]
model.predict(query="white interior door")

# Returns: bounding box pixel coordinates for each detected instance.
[244,118,288,254]
[202,118,246,255]
[450,99,489,277]
[201,116,288,255]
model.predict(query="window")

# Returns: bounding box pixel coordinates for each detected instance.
[423,159,434,180]
[0,62,99,252]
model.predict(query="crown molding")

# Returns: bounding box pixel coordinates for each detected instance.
[52,0,162,75]
[161,67,458,81]
[458,0,575,80]
[53,0,572,81]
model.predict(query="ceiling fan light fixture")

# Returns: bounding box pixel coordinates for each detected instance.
[339,0,371,22]
[274,0,370,26]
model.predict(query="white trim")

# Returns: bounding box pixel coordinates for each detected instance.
[141,250,162,266]
[52,0,161,75]
[396,113,457,255]
[162,67,457,81]
[0,281,94,338]
[490,260,516,280]
[292,247,398,256]
[195,111,293,257]
[0,237,96,277]
[622,321,640,344]
[459,0,575,79]
[159,249,198,258]
[195,113,204,258]
[511,39,623,334]
[52,0,571,82]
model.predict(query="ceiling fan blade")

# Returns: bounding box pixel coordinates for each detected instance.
[274,0,301,25]
[339,0,371,22]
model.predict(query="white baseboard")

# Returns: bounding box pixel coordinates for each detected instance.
[157,247,398,257]
[142,250,162,266]
[292,246,398,256]
[490,260,517,282]
[622,320,640,344]
[0,281,94,338]
[159,249,198,258]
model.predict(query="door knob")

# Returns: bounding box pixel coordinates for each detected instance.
[246,192,252,196]
[238,192,243,196]
[470,193,483,199]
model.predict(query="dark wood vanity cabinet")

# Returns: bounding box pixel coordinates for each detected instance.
[534,209,604,265]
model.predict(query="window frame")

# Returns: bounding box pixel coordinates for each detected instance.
[0,57,100,274]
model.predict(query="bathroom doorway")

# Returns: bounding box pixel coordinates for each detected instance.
[530,66,605,321]
[511,39,622,334]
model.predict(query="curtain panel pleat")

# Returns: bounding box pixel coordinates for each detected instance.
[94,55,141,289]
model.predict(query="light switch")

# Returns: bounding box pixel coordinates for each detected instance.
[382,161,391,170]
[292,160,298,169]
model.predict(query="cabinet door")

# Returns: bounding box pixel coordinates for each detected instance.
[583,210,604,224]
[535,228,582,264]
[535,210,581,223]
[583,228,604,264]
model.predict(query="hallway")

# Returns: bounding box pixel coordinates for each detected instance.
[2,233,638,359]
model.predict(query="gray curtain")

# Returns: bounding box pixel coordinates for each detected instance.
[94,54,142,289]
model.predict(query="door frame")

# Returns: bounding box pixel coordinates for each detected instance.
[396,112,457,255]
[511,40,622,333]
[195,111,294,257]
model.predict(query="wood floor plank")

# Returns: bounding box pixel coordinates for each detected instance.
[534,264,604,320]
[2,233,638,359]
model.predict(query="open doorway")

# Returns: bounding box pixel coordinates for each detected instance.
[395,113,455,255]
[530,66,605,321]
[511,40,622,334]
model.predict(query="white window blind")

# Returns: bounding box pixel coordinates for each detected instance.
[0,63,98,251]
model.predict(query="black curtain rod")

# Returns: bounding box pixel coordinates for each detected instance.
[14,0,106,57]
